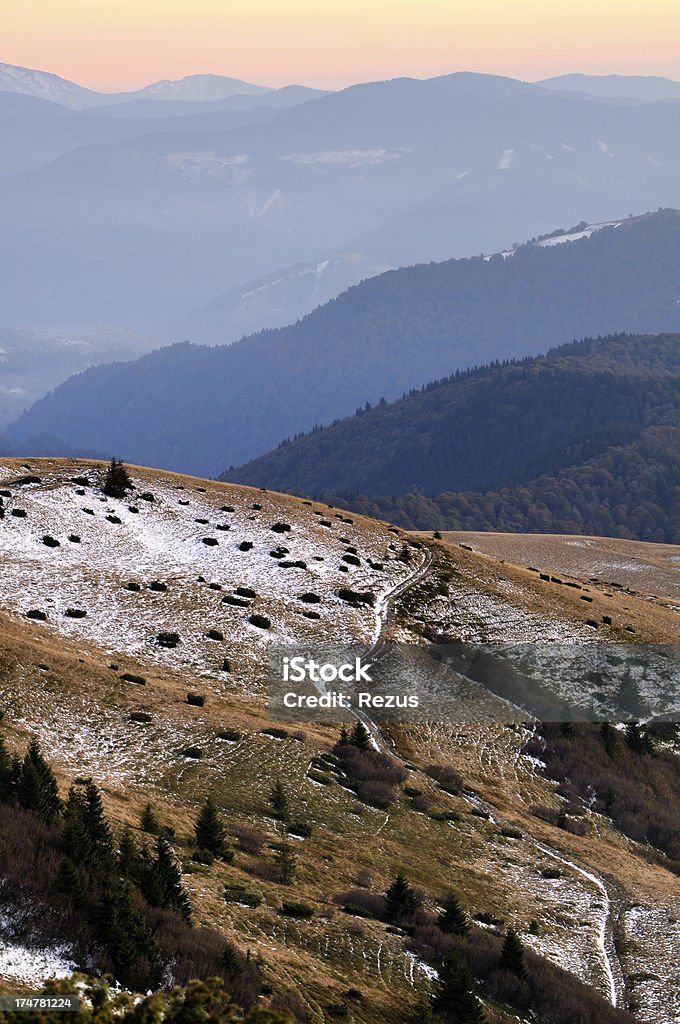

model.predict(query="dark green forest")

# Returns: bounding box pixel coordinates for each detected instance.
[226,334,680,542]
[12,209,680,476]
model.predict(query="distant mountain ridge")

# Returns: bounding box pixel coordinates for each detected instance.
[225,333,680,543]
[11,208,680,478]
[0,63,270,109]
[4,69,680,328]
[538,73,680,101]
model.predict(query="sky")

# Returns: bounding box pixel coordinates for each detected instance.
[3,0,680,91]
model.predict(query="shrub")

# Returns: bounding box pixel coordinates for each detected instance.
[149,581,167,592]
[223,884,262,907]
[270,523,291,533]
[249,614,271,629]
[127,582,141,592]
[191,848,215,865]
[157,631,180,648]
[299,592,321,603]
[64,608,87,618]
[337,588,375,607]
[106,515,122,524]
[68,534,81,543]
[206,629,224,641]
[217,729,241,742]
[232,826,267,854]
[342,554,361,566]
[239,541,253,551]
[425,764,464,794]
[42,535,60,548]
[187,693,205,707]
[262,727,288,740]
[280,900,314,919]
[289,821,312,838]
[223,595,250,607]
[202,537,218,546]
[181,746,203,759]
[122,672,146,685]
[334,890,386,919]
[11,508,27,517]
[26,609,47,621]
[130,712,153,724]
[236,586,256,599]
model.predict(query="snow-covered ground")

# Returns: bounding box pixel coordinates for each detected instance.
[0,462,415,681]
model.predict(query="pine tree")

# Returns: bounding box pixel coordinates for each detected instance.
[438,891,469,936]
[500,926,528,982]
[625,722,655,755]
[338,725,350,746]
[99,881,162,991]
[83,779,114,867]
[103,459,132,499]
[269,781,290,822]
[55,857,81,899]
[221,942,244,977]
[432,956,485,1024]
[18,740,62,822]
[140,802,161,834]
[384,872,421,924]
[118,826,142,881]
[194,796,232,859]
[150,837,192,922]
[62,786,92,863]
[350,721,371,751]
[275,831,296,885]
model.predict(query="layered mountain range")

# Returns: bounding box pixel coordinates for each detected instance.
[12,209,680,480]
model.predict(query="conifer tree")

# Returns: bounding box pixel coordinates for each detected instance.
[500,926,528,982]
[55,857,81,899]
[222,942,244,977]
[275,831,296,885]
[140,802,161,834]
[350,721,371,751]
[83,779,114,866]
[338,725,350,746]
[384,872,421,923]
[118,826,142,881]
[438,891,469,936]
[432,956,485,1023]
[625,722,655,755]
[19,740,62,822]
[150,837,192,923]
[103,459,133,499]
[269,780,290,822]
[99,881,162,990]
[62,786,92,863]
[194,796,232,859]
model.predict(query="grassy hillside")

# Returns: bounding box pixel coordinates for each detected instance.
[11,210,680,477]
[225,334,680,542]
[0,460,678,1022]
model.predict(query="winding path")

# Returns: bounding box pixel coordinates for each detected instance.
[352,541,625,1008]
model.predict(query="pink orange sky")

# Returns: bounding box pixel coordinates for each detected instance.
[4,0,680,91]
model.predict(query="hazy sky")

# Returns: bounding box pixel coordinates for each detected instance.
[4,0,680,90]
